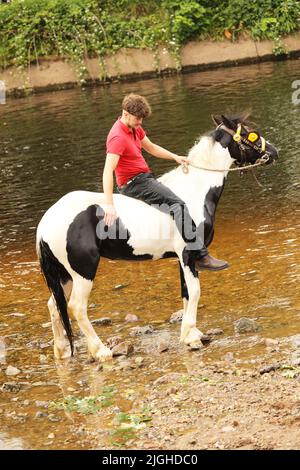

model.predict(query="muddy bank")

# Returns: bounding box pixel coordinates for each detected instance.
[1,33,300,96]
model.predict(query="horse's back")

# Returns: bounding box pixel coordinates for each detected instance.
[36,190,176,261]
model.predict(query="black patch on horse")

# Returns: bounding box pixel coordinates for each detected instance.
[181,183,225,283]
[66,205,153,280]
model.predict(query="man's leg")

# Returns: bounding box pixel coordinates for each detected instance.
[120,173,228,271]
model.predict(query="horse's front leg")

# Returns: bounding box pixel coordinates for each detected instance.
[178,257,204,348]
[179,261,189,314]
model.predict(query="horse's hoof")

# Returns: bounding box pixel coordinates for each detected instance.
[95,346,113,363]
[182,326,203,345]
[54,344,72,360]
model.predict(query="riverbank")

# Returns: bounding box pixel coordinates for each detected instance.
[1,33,300,97]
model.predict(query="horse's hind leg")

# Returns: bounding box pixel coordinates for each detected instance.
[48,280,73,360]
[68,275,112,362]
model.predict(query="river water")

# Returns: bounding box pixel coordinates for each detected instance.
[0,60,299,449]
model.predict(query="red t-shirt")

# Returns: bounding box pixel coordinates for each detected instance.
[106,118,150,186]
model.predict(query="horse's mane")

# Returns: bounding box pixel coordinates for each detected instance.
[213,110,256,129]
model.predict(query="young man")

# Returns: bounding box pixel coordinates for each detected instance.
[102,93,228,271]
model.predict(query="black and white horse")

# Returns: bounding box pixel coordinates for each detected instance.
[36,113,278,361]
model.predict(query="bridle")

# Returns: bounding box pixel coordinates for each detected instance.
[182,122,272,174]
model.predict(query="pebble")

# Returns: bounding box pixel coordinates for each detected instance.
[153,373,182,386]
[234,317,260,334]
[35,401,49,408]
[169,310,183,324]
[223,352,236,363]
[91,317,112,326]
[157,334,170,353]
[48,414,61,422]
[35,411,48,419]
[39,354,48,364]
[259,363,281,375]
[263,338,279,347]
[5,366,21,376]
[125,314,139,322]
[222,425,235,433]
[112,341,134,356]
[47,433,55,439]
[134,357,144,367]
[129,325,154,336]
[107,336,123,349]
[206,328,224,336]
[8,312,26,317]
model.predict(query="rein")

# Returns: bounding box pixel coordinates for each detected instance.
[182,153,270,174]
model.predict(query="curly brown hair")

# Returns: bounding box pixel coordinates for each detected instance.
[122,94,152,119]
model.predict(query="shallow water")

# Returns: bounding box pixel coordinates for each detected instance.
[0,60,299,449]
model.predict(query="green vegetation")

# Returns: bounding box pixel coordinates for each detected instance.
[50,385,117,414]
[0,0,299,75]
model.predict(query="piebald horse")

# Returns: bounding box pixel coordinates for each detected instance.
[36,114,278,361]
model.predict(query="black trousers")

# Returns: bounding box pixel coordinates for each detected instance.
[118,172,208,258]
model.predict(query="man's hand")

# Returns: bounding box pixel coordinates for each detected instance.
[102,203,117,227]
[173,155,189,166]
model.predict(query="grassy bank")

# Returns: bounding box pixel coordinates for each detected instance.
[0,0,299,77]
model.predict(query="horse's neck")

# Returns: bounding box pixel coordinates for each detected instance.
[159,137,234,224]
[188,136,234,173]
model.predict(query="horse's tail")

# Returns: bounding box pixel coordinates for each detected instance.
[37,238,74,355]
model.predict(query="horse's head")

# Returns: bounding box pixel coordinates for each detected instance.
[212,113,278,167]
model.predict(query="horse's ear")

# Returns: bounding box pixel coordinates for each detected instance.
[211,114,222,126]
[221,115,235,130]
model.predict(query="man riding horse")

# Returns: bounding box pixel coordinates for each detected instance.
[103,93,228,272]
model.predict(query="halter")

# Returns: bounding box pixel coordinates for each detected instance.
[182,122,272,174]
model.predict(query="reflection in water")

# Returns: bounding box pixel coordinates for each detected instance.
[0,60,299,449]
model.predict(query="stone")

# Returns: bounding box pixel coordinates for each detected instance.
[263,338,279,347]
[125,314,139,322]
[206,328,224,336]
[157,337,170,353]
[5,366,21,376]
[107,336,123,349]
[91,317,112,326]
[169,310,183,323]
[222,425,235,433]
[134,357,144,367]
[35,411,48,419]
[113,284,129,290]
[112,342,134,356]
[223,352,235,363]
[153,373,182,386]
[259,363,281,375]
[289,335,300,348]
[188,341,203,351]
[234,317,260,334]
[35,401,49,408]
[129,325,154,336]
[48,414,61,422]
[39,354,48,364]
[7,313,25,317]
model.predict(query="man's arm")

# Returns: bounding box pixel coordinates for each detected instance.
[102,153,120,226]
[141,136,188,165]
